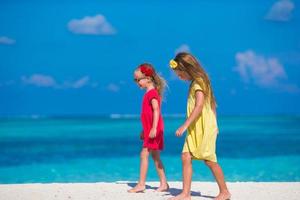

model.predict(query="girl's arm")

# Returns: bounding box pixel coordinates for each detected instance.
[176,90,204,136]
[149,98,159,138]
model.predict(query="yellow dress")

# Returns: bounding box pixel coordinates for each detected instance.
[182,81,218,162]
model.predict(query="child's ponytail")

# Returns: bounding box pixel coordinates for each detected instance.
[152,73,166,98]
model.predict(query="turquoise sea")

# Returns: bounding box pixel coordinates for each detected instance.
[0,115,299,183]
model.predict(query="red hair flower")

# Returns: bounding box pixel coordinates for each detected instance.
[139,65,154,77]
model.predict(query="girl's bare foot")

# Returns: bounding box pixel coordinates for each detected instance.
[167,193,191,200]
[156,183,169,192]
[127,184,146,193]
[214,191,231,200]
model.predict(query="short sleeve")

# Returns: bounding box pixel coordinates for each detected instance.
[191,82,203,94]
[147,89,160,104]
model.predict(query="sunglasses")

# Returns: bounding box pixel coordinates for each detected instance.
[133,77,147,82]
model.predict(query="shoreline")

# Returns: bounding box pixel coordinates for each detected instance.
[0,181,299,200]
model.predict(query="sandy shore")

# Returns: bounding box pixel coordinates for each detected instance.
[0,181,299,200]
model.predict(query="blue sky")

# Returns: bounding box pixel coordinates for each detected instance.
[0,0,300,116]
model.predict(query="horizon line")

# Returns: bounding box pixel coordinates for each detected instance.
[0,113,299,119]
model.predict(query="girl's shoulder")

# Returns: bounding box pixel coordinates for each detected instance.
[189,80,203,93]
[146,88,160,101]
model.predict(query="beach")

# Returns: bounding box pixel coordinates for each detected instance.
[0,181,300,200]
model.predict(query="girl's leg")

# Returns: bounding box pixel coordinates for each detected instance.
[204,160,231,200]
[128,148,149,193]
[151,150,169,191]
[168,152,193,200]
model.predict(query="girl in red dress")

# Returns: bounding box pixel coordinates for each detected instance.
[128,63,169,193]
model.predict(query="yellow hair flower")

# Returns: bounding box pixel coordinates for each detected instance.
[169,59,178,69]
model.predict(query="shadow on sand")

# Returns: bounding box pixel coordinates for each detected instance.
[123,182,215,199]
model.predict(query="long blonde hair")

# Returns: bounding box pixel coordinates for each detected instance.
[137,63,166,98]
[173,52,217,110]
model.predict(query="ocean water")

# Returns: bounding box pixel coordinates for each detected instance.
[0,116,299,183]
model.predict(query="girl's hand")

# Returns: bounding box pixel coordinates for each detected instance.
[176,125,187,137]
[176,90,204,137]
[140,131,144,140]
[149,128,157,139]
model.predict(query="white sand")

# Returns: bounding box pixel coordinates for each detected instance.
[0,181,299,200]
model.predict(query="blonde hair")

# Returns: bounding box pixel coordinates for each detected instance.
[173,52,217,110]
[136,63,166,98]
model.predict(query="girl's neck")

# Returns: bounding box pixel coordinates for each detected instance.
[145,84,155,92]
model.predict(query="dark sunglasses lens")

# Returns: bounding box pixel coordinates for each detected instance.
[134,77,147,82]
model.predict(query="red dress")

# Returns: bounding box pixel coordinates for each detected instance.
[141,89,164,150]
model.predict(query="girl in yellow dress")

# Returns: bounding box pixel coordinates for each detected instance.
[168,52,231,200]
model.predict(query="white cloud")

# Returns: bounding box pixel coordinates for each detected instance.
[62,76,90,89]
[68,14,116,35]
[21,74,95,89]
[235,50,286,86]
[175,44,191,55]
[234,50,299,92]
[265,0,295,22]
[107,83,120,92]
[0,36,16,45]
[72,76,90,88]
[21,74,57,87]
